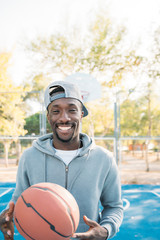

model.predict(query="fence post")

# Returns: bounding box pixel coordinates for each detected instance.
[39,91,46,135]
[114,102,119,164]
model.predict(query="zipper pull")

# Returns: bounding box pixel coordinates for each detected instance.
[65,165,69,189]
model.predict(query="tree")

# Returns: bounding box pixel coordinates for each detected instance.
[0,52,27,166]
[22,14,141,140]
[120,99,143,136]
[24,113,40,135]
[24,14,141,91]
[120,84,160,171]
[82,87,114,137]
[24,112,51,135]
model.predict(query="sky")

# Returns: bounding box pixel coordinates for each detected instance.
[1,0,160,86]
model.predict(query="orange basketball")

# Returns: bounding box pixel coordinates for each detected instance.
[14,182,80,240]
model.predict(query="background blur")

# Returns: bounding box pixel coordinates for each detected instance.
[0,0,160,184]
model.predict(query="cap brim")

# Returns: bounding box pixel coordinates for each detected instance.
[82,105,88,117]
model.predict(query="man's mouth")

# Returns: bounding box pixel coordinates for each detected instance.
[56,124,74,134]
[58,126,72,131]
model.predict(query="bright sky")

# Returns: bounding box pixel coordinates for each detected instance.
[0,0,160,85]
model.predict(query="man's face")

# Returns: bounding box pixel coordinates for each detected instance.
[47,98,84,148]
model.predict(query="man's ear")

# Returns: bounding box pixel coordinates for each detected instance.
[47,111,50,124]
[81,111,84,119]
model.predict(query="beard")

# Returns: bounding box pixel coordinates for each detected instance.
[54,122,77,143]
[55,130,74,143]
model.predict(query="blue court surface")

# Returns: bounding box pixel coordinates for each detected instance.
[0,183,160,240]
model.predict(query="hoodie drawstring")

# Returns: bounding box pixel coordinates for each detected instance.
[44,154,47,182]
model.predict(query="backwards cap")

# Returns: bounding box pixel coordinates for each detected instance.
[44,81,88,117]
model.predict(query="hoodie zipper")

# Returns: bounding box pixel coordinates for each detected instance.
[64,151,82,189]
[65,165,69,189]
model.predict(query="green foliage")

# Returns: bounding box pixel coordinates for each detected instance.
[24,113,40,135]
[0,52,27,136]
[24,112,52,135]
[82,90,114,137]
[120,93,160,137]
[147,26,160,79]
[24,14,141,92]
[120,99,143,136]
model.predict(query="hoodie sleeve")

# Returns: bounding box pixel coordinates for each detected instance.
[11,150,30,203]
[99,157,123,239]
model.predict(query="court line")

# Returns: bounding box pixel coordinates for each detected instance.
[0,188,13,198]
[123,198,130,210]
[123,189,160,198]
[122,189,160,211]
[151,191,160,198]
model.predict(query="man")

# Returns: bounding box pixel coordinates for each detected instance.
[0,81,123,239]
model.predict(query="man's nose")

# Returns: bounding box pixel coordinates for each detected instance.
[59,111,71,122]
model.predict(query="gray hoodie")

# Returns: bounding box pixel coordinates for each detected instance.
[12,133,123,239]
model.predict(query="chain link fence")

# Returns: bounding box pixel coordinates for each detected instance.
[0,90,160,173]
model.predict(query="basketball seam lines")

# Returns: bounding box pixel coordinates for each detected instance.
[15,216,35,240]
[18,192,72,238]
[32,186,76,231]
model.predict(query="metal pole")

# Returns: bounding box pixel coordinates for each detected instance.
[42,103,46,135]
[40,91,46,135]
[118,97,121,163]
[39,92,42,135]
[114,102,119,164]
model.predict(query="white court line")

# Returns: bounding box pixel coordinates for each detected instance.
[123,189,160,198]
[122,189,160,211]
[0,188,13,198]
[123,198,130,210]
[151,191,160,198]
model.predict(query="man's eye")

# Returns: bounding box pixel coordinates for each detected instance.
[69,109,77,112]
[52,110,59,114]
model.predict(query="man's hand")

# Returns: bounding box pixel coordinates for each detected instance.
[0,202,15,240]
[72,215,108,240]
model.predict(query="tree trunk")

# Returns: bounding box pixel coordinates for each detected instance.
[145,140,149,172]
[4,141,9,167]
[145,85,152,172]
[16,139,21,165]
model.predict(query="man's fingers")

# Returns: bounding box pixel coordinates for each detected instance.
[7,202,15,216]
[4,231,14,240]
[72,231,91,239]
[5,202,14,221]
[3,229,11,236]
[1,216,7,225]
[0,205,14,240]
[1,217,14,239]
[2,225,13,239]
[3,227,14,240]
[1,221,13,232]
[72,216,99,239]
[83,216,99,228]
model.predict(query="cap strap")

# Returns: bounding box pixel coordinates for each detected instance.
[50,93,66,102]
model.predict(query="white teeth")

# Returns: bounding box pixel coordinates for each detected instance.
[58,126,71,130]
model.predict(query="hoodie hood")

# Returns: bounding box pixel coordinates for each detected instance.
[32,132,94,157]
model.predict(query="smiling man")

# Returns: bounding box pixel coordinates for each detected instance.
[47,85,84,149]
[0,81,123,240]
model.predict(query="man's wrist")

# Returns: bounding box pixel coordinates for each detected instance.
[103,227,109,239]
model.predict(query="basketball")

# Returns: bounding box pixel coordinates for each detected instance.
[14,182,80,240]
